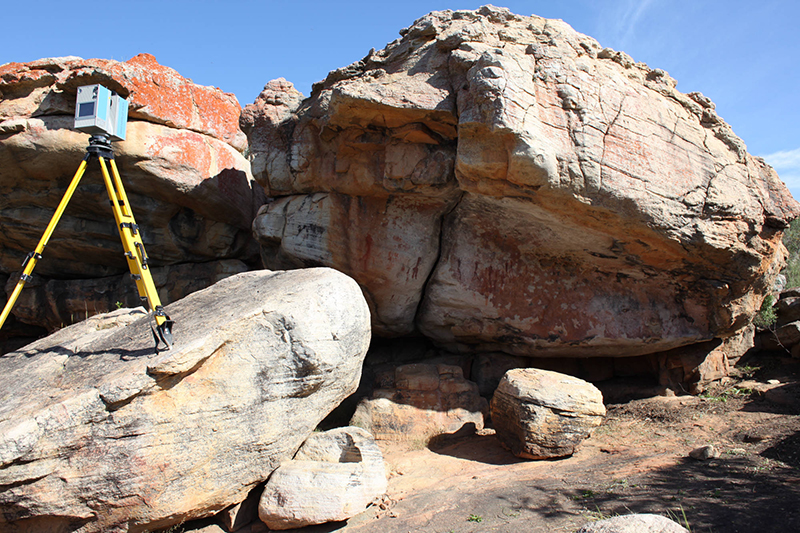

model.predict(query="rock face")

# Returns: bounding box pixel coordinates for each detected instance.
[0,55,263,338]
[245,6,799,380]
[350,363,488,442]
[258,427,388,530]
[0,268,371,533]
[491,368,605,459]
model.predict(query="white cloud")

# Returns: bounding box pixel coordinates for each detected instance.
[762,147,800,171]
[761,147,800,199]
[601,0,657,51]
[618,0,656,49]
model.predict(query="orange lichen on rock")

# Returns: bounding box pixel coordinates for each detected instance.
[0,54,246,151]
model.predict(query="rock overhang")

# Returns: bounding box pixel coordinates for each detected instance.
[245,5,800,361]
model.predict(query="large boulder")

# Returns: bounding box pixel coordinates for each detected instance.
[0,55,264,338]
[490,368,606,459]
[0,267,371,533]
[245,6,799,382]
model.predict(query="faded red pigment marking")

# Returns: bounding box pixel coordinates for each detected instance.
[215,169,249,203]
[411,257,422,280]
[445,219,700,343]
[361,233,373,271]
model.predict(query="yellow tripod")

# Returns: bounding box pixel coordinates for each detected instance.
[0,134,174,350]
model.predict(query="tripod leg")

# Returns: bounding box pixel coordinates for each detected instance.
[98,156,173,349]
[0,156,91,331]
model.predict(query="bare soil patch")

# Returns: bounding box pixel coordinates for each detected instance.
[303,353,800,533]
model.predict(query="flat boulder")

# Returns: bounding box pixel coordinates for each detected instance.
[0,268,371,533]
[491,368,605,459]
[258,426,387,530]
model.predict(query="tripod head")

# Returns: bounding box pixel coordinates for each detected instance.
[86,134,115,159]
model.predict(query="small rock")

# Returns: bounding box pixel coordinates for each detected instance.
[258,427,388,530]
[219,486,261,532]
[577,513,689,533]
[689,445,720,460]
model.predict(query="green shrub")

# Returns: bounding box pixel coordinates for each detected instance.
[782,218,800,288]
[754,293,777,329]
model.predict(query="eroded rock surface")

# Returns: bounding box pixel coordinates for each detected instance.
[245,6,799,374]
[0,268,371,533]
[491,368,605,459]
[0,55,264,339]
[351,363,488,442]
[6,259,249,332]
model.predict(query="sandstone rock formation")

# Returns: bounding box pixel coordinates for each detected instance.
[0,268,371,533]
[350,363,488,442]
[491,368,605,459]
[0,55,263,339]
[258,426,388,530]
[245,6,799,386]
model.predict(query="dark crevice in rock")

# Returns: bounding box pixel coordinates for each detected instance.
[412,191,464,334]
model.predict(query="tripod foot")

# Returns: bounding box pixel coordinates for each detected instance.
[152,316,175,352]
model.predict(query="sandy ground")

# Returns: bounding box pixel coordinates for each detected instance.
[306,354,800,533]
[182,352,800,533]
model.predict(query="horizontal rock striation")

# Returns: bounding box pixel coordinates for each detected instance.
[246,6,799,371]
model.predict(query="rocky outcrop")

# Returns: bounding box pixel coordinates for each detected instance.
[245,6,799,385]
[258,427,387,530]
[0,55,264,340]
[350,363,488,442]
[0,268,371,533]
[491,368,605,459]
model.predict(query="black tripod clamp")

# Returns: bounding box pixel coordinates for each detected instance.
[86,135,115,160]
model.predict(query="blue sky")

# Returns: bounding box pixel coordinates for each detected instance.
[3,1,799,198]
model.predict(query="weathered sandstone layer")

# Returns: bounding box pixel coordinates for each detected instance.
[0,54,264,338]
[245,6,799,375]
